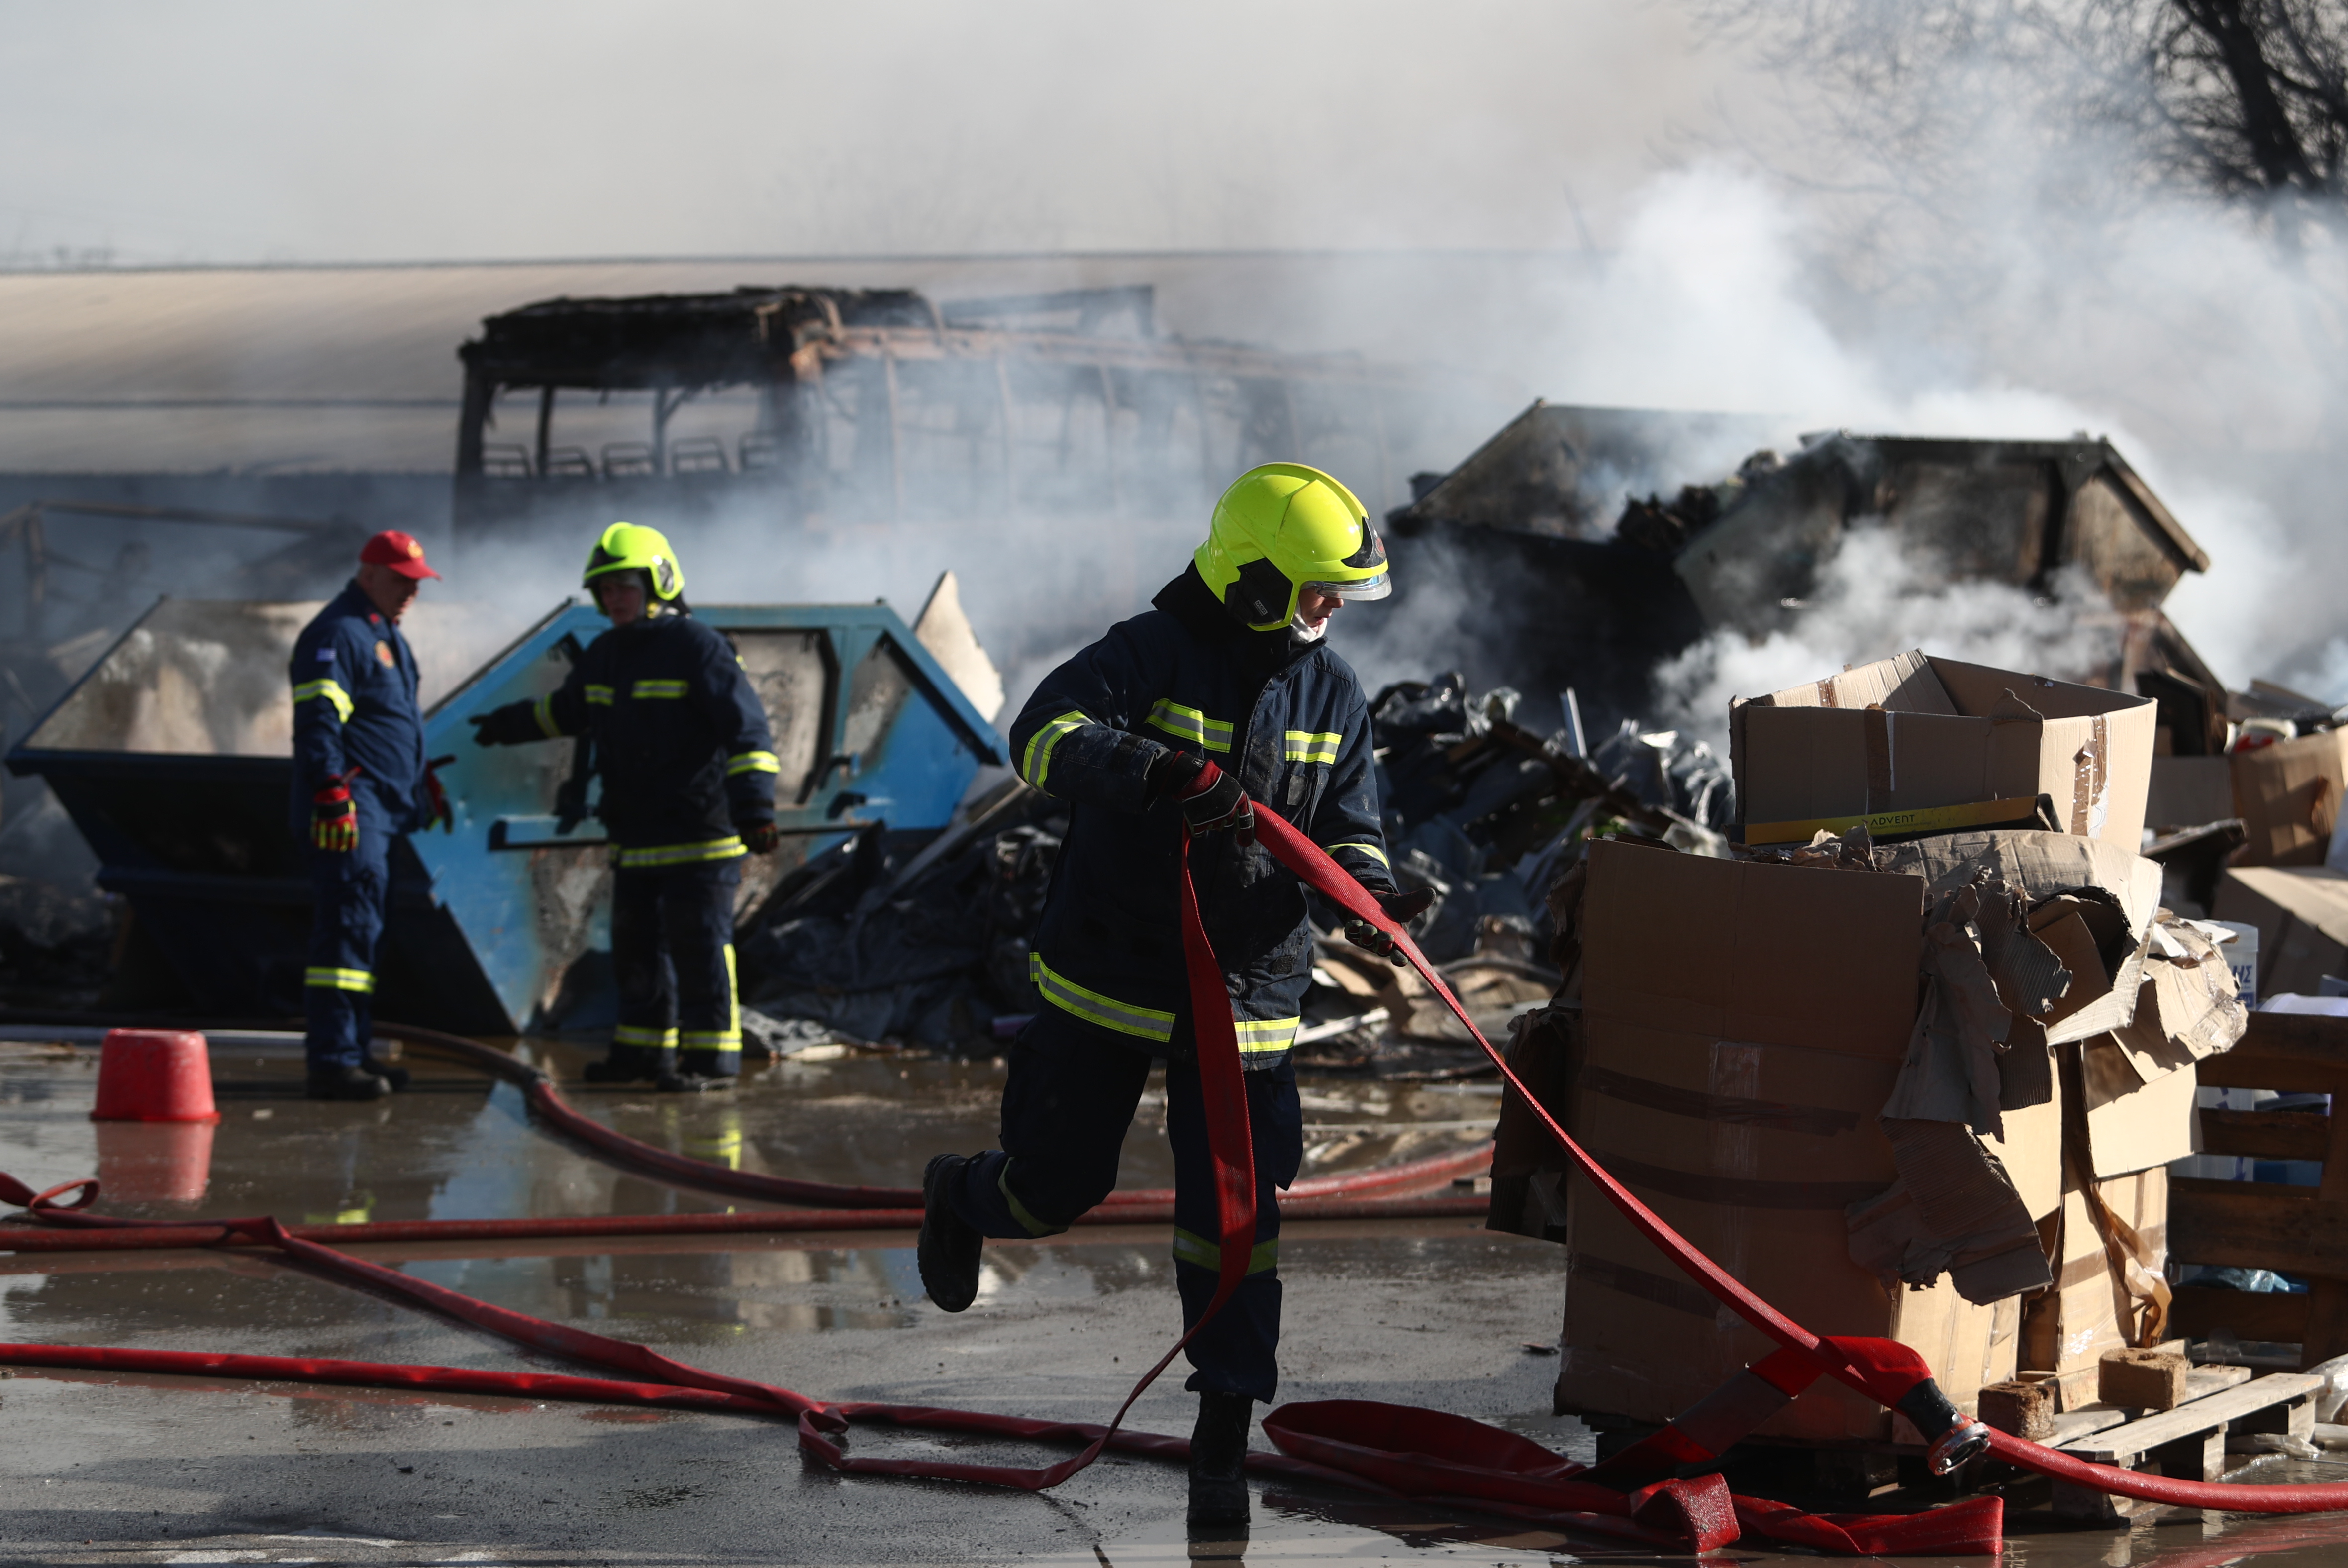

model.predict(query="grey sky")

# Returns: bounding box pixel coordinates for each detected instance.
[0,1,1758,265]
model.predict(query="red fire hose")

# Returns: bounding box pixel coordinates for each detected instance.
[4,808,2346,1551]
[371,1020,1494,1212]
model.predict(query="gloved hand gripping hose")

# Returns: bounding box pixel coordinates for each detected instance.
[1153,751,1253,842]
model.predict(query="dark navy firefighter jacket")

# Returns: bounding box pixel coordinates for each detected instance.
[529,611,779,869]
[1009,566,1397,1072]
[290,580,430,833]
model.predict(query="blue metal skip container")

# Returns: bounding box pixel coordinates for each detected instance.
[7,595,1005,1032]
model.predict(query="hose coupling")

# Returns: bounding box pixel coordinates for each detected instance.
[1928,1419,1993,1476]
[1895,1375,1993,1475]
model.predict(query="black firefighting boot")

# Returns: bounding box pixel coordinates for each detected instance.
[1187,1391,1254,1526]
[584,1043,666,1085]
[917,1153,984,1312]
[358,1053,411,1091]
[305,1063,392,1102]
[659,1048,740,1092]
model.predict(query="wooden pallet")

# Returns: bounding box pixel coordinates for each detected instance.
[2047,1368,2323,1523]
[2169,1010,2348,1362]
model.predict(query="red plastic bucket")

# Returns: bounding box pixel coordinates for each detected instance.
[90,1029,219,1123]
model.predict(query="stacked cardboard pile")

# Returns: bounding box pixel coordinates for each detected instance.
[1493,651,2248,1443]
[2155,711,2348,999]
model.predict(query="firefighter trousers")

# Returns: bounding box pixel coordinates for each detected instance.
[610,857,742,1068]
[303,786,395,1072]
[946,1006,1303,1402]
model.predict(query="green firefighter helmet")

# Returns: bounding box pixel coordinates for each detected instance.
[583,522,685,606]
[1194,463,1390,632]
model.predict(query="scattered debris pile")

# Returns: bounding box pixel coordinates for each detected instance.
[1489,644,2252,1448]
[739,779,1062,1053]
[736,669,1738,1076]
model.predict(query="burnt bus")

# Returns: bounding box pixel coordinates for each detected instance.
[451,284,1444,545]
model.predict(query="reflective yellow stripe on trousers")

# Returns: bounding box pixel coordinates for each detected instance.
[1171,1227,1280,1274]
[1029,955,1298,1059]
[614,836,746,870]
[1028,952,1174,1043]
[1235,1016,1300,1059]
[304,967,374,993]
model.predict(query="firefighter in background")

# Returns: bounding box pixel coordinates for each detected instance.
[470,523,781,1091]
[915,464,1430,1525]
[291,529,451,1102]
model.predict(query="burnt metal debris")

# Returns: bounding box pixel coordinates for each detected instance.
[727,668,1731,1075]
[1386,400,2233,750]
[453,284,1446,541]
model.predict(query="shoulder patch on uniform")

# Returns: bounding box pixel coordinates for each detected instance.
[315,648,336,662]
[374,641,395,668]
[368,613,380,624]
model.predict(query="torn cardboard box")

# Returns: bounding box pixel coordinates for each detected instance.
[2215,865,2348,999]
[1851,831,2163,1304]
[2075,912,2244,1178]
[1878,831,2164,1051]
[2021,1167,2169,1402]
[1487,1004,1581,1244]
[2231,729,2348,868]
[1732,651,2155,851]
[1558,839,2017,1442]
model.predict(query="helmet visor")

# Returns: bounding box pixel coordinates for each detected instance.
[1303,572,1391,602]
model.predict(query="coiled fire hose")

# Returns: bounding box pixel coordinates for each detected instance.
[2,805,2345,1552]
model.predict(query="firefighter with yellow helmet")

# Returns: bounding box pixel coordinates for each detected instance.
[469,523,782,1091]
[916,464,1428,1524]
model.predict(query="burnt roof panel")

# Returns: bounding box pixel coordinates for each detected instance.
[459,286,937,388]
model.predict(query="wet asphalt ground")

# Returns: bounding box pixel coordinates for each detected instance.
[1,1037,2346,1566]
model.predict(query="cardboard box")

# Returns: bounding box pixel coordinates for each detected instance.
[1554,841,2017,1441]
[2020,1167,2168,1393]
[2082,1043,2199,1178]
[2146,755,2236,831]
[2231,730,2348,867]
[2213,866,2348,998]
[1731,651,2156,851]
[1563,1174,2019,1442]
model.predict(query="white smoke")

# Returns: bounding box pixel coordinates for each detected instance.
[1654,531,2126,757]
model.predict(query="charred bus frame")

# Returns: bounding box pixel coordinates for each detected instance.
[452,285,1429,541]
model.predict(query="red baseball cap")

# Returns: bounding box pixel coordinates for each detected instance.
[359,530,441,580]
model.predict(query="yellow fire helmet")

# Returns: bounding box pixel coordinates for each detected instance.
[1194,463,1391,633]
[582,521,685,608]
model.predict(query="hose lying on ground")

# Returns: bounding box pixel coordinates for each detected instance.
[4,808,2345,1551]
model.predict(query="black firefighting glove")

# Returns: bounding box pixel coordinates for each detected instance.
[1344,888,1436,965]
[311,770,360,853]
[422,755,456,833]
[469,701,544,747]
[1152,751,1253,843]
[741,821,782,855]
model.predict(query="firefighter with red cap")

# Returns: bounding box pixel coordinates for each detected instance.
[289,530,450,1100]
